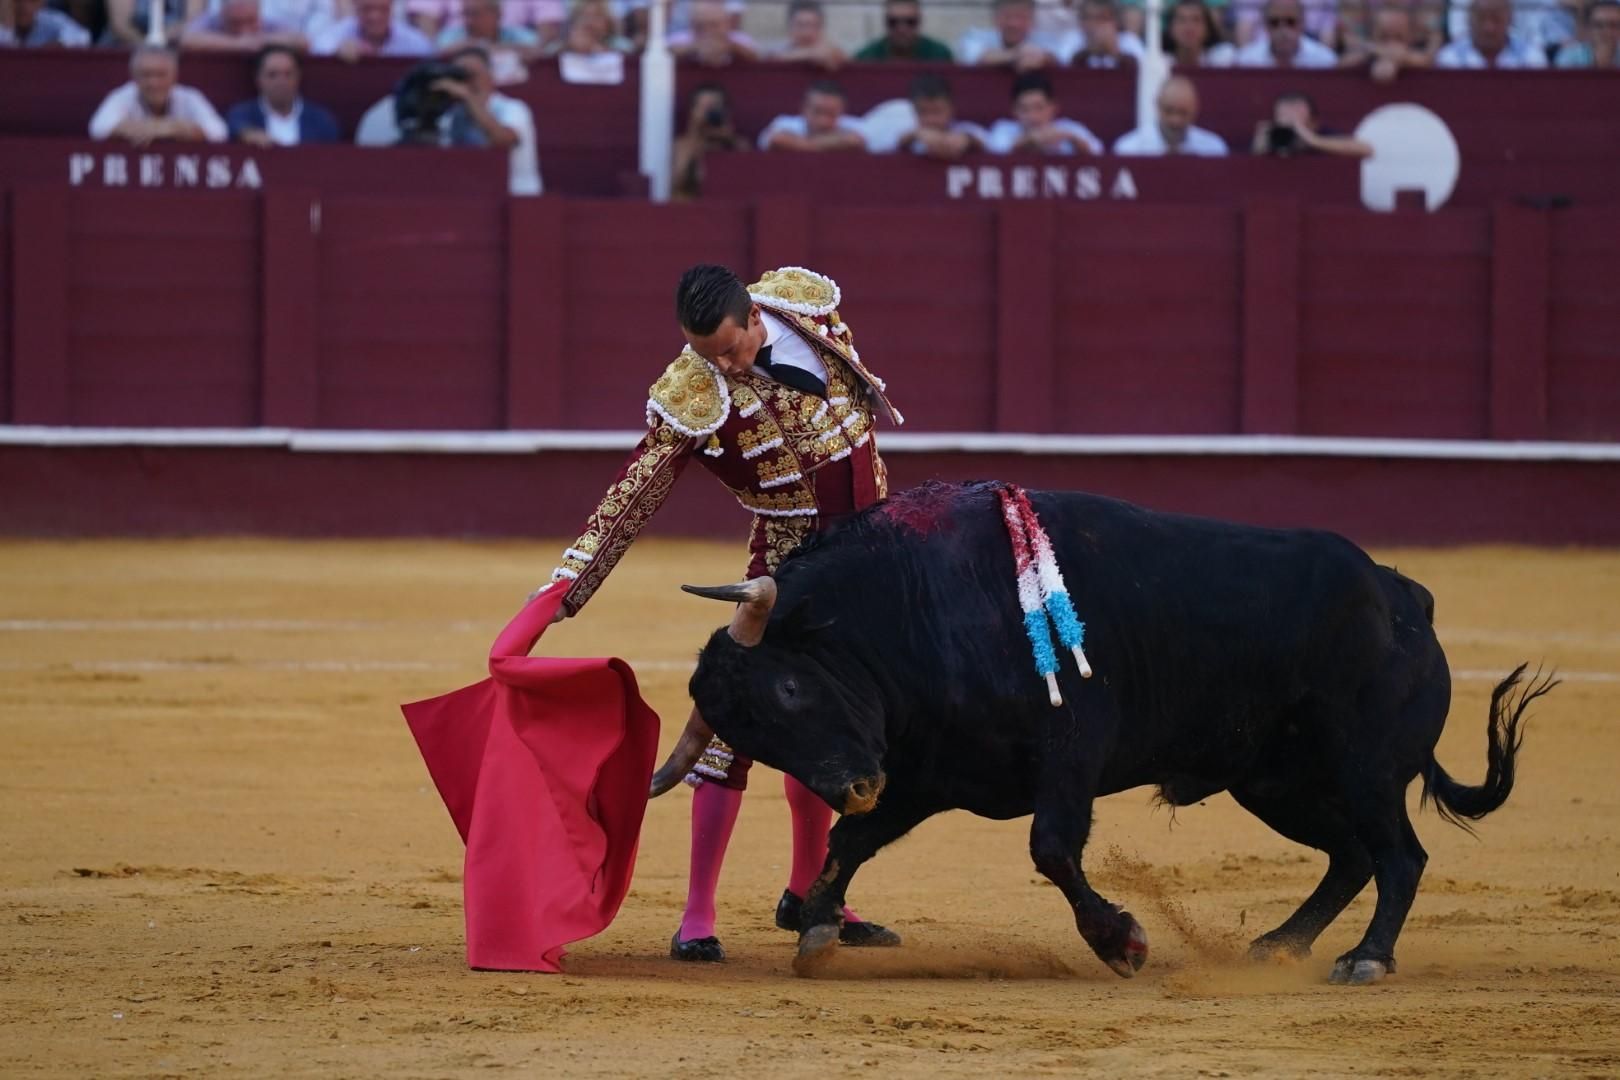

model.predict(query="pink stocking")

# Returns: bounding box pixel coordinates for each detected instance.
[677,781,743,942]
[784,774,862,924]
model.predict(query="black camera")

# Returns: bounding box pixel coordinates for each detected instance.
[702,105,729,129]
[394,60,469,145]
[1266,123,1300,155]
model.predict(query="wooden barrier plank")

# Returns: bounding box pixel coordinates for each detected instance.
[261,189,322,428]
[1489,204,1551,441]
[1240,200,1299,435]
[9,187,71,425]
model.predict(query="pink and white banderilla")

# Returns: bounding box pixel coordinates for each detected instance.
[998,484,1093,707]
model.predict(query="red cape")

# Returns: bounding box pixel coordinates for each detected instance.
[402,586,660,972]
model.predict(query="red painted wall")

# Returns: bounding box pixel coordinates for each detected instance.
[4,188,1618,442]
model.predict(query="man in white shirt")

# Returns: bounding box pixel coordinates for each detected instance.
[313,0,433,57]
[958,0,1069,69]
[895,74,988,159]
[757,81,868,152]
[1437,0,1548,67]
[434,47,544,194]
[1235,0,1338,66]
[985,70,1105,155]
[1113,75,1229,156]
[88,44,228,145]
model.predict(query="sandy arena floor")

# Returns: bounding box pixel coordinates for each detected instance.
[2,538,1618,1078]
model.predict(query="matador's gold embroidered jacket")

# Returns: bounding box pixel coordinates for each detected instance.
[548,267,903,616]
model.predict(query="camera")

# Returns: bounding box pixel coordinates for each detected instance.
[702,105,729,130]
[1266,123,1300,155]
[394,60,469,146]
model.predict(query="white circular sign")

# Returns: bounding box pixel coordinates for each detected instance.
[1355,103,1461,212]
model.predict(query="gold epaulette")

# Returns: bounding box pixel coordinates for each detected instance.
[748,266,841,316]
[646,349,730,437]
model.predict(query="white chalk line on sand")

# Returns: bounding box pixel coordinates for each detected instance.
[5,618,1619,651]
[0,658,1615,683]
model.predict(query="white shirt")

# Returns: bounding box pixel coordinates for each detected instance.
[956,26,1074,64]
[757,114,868,151]
[902,120,991,155]
[489,93,542,195]
[759,311,828,389]
[1436,37,1548,68]
[88,83,228,143]
[985,116,1104,156]
[261,97,303,146]
[1047,28,1146,62]
[1112,124,1229,156]
[1234,34,1338,67]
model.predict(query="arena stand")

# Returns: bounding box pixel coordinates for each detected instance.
[1,46,1618,544]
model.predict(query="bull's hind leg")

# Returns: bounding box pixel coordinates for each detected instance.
[1030,749,1147,978]
[1328,791,1428,985]
[792,795,932,976]
[1231,780,1373,961]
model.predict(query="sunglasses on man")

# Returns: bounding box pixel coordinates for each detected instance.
[1266,14,1300,26]
[887,15,921,27]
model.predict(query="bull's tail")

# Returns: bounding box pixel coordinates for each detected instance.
[1421,663,1556,832]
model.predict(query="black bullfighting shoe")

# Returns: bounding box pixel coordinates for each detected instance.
[774,889,902,947]
[669,932,726,963]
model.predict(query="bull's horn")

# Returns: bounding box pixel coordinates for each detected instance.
[648,706,715,798]
[681,578,777,647]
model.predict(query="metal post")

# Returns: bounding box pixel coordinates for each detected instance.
[1136,0,1167,134]
[146,0,165,44]
[639,0,675,202]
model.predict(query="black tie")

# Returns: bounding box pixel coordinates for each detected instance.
[753,344,827,399]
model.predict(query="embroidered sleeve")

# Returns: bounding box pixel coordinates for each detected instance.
[549,420,695,616]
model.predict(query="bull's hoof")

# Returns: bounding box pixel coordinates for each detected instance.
[1103,916,1149,978]
[1329,955,1393,985]
[840,920,901,948]
[791,923,841,977]
[1248,933,1311,964]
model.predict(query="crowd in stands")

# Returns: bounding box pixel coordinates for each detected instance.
[2,0,1614,196]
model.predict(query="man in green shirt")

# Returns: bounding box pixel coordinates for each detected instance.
[855,0,954,60]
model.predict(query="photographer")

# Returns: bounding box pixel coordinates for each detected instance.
[1251,91,1372,159]
[672,83,750,200]
[380,48,542,193]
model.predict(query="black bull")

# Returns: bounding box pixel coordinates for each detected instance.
[658,481,1554,984]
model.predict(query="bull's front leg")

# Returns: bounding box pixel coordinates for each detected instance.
[793,794,933,977]
[1030,742,1149,978]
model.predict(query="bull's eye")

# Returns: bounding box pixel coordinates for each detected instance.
[776,677,800,708]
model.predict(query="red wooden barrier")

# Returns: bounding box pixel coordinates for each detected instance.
[2,186,1618,442]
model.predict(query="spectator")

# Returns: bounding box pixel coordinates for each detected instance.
[1072,0,1138,67]
[313,0,433,58]
[959,0,1066,69]
[668,0,757,66]
[1235,0,1337,65]
[894,73,988,159]
[672,82,750,199]
[1556,0,1620,64]
[1446,0,1577,61]
[855,0,954,60]
[225,44,339,145]
[88,44,227,145]
[769,0,846,68]
[1339,3,1433,80]
[435,0,540,51]
[1437,0,1548,65]
[102,0,204,46]
[985,69,1104,154]
[431,46,543,194]
[409,0,563,46]
[757,80,867,152]
[1250,90,1372,157]
[541,0,630,54]
[3,0,92,45]
[625,0,744,49]
[1113,74,1228,154]
[259,0,342,37]
[1166,0,1236,65]
[180,0,304,52]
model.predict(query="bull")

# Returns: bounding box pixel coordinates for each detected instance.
[651,481,1553,984]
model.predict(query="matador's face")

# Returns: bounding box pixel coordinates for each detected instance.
[683,304,767,376]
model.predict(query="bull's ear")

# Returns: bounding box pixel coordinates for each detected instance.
[774,596,837,642]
